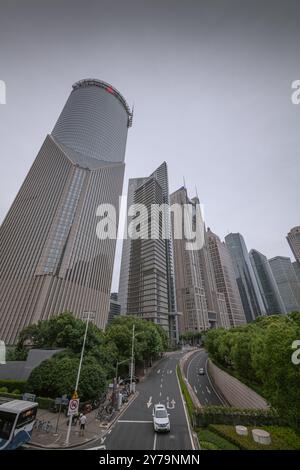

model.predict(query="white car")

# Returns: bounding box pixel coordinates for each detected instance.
[153,404,170,432]
[198,367,205,375]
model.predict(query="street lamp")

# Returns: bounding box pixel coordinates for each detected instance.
[129,325,143,394]
[113,358,130,408]
[65,310,95,445]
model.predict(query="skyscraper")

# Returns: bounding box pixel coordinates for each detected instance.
[269,256,300,313]
[0,79,132,344]
[118,162,178,344]
[287,226,300,263]
[249,249,286,315]
[108,293,121,325]
[170,187,230,334]
[225,233,266,322]
[207,228,246,327]
[293,261,300,284]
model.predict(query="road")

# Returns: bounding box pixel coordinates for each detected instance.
[85,351,195,450]
[183,349,225,407]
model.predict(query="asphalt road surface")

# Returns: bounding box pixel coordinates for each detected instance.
[183,349,225,407]
[88,351,195,451]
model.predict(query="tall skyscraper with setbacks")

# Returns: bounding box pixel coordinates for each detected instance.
[0,79,132,344]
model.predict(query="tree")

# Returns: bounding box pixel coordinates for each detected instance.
[17,312,104,354]
[27,352,107,400]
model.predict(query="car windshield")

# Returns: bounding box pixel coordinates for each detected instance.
[156,409,167,419]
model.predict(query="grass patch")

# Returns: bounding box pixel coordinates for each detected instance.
[176,364,195,422]
[209,424,300,450]
[198,428,239,450]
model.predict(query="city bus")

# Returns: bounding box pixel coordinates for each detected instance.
[0,399,38,450]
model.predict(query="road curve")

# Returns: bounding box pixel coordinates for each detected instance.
[183,349,225,407]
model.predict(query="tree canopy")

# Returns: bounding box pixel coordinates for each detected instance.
[16,312,168,400]
[204,313,300,430]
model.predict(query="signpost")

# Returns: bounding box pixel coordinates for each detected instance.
[22,393,36,402]
[68,398,79,416]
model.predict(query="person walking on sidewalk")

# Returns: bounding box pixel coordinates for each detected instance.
[79,413,87,436]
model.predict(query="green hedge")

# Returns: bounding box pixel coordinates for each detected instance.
[0,380,27,393]
[209,424,300,450]
[195,405,285,427]
[0,391,54,409]
[176,364,195,424]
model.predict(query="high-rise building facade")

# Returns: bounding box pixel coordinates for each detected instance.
[287,226,300,263]
[118,163,178,344]
[293,261,300,284]
[207,228,246,327]
[0,79,132,344]
[170,188,209,334]
[170,188,230,334]
[249,249,286,315]
[225,233,266,322]
[107,293,121,325]
[269,256,300,313]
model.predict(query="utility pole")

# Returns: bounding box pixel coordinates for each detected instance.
[130,324,135,393]
[65,311,95,446]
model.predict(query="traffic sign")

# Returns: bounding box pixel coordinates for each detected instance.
[68,398,79,416]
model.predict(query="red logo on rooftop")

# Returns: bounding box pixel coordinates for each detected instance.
[105,86,115,95]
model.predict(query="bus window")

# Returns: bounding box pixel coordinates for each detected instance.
[16,406,37,428]
[0,411,16,440]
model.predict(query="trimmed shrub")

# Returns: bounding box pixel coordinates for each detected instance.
[195,405,285,428]
[209,424,300,450]
[0,380,27,393]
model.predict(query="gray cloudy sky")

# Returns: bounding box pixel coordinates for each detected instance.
[0,0,299,291]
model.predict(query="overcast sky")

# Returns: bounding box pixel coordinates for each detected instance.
[0,0,299,291]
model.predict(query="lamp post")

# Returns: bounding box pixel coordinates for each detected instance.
[113,358,130,407]
[65,311,95,446]
[129,326,143,394]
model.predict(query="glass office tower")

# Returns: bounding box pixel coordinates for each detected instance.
[249,249,286,315]
[225,233,266,322]
[0,79,132,344]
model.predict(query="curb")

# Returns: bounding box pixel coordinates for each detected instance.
[28,392,139,450]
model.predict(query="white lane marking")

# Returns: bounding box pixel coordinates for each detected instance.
[193,386,197,394]
[118,420,153,423]
[101,436,106,444]
[88,445,106,450]
[206,386,211,394]
[157,369,161,374]
[205,358,227,405]
[199,383,202,388]
[202,390,204,395]
[107,429,112,434]
[147,396,152,408]
[166,398,176,410]
[176,367,195,450]
[186,351,201,383]
[153,432,157,450]
[159,391,162,397]
[160,383,163,388]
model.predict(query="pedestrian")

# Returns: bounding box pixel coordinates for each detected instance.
[79,413,87,436]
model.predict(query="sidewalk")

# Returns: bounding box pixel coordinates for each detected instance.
[30,392,137,449]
